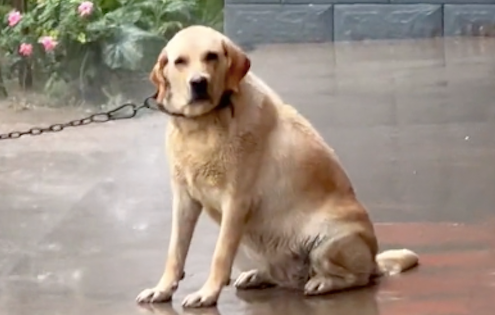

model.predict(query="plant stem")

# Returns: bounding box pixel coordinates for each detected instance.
[13,0,33,90]
[0,63,7,98]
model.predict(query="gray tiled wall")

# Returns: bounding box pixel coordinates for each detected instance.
[224,0,495,44]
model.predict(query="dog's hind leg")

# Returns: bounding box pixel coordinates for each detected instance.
[304,233,376,296]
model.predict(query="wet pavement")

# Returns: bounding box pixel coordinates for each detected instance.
[1,37,495,315]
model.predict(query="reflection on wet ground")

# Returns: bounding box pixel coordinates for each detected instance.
[1,37,495,315]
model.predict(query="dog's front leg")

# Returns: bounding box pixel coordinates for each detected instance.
[182,197,249,308]
[136,183,202,303]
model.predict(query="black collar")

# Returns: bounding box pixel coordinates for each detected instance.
[148,91,234,118]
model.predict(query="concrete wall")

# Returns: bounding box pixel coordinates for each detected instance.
[224,0,495,44]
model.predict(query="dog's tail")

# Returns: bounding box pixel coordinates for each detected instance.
[374,249,419,277]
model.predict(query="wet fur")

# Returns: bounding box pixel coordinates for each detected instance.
[136,25,419,308]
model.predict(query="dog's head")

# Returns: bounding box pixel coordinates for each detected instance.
[150,25,251,117]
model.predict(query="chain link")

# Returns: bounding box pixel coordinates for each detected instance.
[0,96,158,141]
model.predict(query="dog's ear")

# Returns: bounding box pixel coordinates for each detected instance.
[149,50,168,104]
[222,39,250,92]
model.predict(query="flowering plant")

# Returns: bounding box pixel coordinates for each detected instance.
[0,0,212,104]
[1,0,105,95]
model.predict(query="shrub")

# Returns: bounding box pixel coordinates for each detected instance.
[0,0,223,105]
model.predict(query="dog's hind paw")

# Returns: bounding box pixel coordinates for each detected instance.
[234,269,273,290]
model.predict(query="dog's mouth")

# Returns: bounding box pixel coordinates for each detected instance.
[153,90,233,118]
[189,91,211,104]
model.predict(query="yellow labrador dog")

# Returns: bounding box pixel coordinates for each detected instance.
[136,25,419,308]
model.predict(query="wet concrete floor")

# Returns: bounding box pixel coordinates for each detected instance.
[1,37,495,315]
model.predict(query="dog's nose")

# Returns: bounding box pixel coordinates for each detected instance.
[189,76,209,100]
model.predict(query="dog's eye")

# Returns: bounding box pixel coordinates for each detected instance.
[205,52,218,62]
[174,57,187,66]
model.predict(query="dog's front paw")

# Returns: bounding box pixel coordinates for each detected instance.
[136,286,175,303]
[182,288,220,308]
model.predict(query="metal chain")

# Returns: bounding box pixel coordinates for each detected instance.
[0,96,158,141]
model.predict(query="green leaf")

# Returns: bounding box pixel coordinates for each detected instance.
[161,0,196,13]
[100,24,165,71]
[86,19,110,33]
[99,0,123,13]
[0,4,13,18]
[104,6,142,25]
[156,21,183,36]
[190,0,224,30]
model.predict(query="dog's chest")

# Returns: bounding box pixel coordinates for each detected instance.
[170,132,234,207]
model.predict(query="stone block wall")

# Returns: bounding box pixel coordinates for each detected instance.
[224,0,495,44]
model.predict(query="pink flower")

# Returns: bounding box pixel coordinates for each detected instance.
[38,36,58,52]
[7,10,22,27]
[77,1,94,17]
[19,43,33,57]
